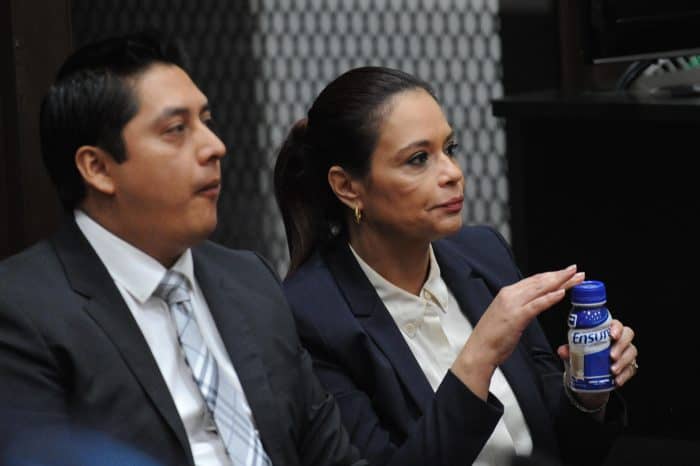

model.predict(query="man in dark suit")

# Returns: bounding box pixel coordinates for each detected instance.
[0,32,363,466]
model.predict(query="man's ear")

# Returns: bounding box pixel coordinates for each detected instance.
[328,165,364,211]
[74,145,117,196]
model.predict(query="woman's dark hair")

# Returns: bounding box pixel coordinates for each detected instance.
[40,30,189,211]
[273,66,434,275]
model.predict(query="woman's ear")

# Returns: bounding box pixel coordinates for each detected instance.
[74,145,117,196]
[328,165,364,211]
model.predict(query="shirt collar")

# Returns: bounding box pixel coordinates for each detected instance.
[349,243,450,314]
[74,209,195,304]
[424,246,449,311]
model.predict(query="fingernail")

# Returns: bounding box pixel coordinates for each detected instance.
[565,264,576,272]
[574,272,585,279]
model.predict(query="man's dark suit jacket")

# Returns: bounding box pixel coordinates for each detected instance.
[283,226,624,466]
[0,220,364,466]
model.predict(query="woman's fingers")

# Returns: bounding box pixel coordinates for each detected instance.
[609,321,638,386]
[561,271,586,290]
[557,344,569,361]
[516,265,583,304]
[609,319,624,340]
[614,356,639,387]
[612,343,638,375]
[610,324,635,359]
[524,288,566,319]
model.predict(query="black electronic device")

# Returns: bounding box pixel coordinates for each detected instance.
[580,1,700,64]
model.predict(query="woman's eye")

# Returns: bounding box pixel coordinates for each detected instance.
[407,151,429,165]
[166,123,186,135]
[445,142,460,157]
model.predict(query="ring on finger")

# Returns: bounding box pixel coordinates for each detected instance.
[630,360,639,374]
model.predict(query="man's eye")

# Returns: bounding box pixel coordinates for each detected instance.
[166,123,186,134]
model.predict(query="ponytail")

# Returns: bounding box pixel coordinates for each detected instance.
[274,118,332,275]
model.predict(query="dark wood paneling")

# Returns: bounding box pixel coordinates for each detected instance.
[499,0,561,95]
[1,0,17,258]
[0,0,71,259]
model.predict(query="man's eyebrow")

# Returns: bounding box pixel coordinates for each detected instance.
[156,106,188,122]
[155,102,211,122]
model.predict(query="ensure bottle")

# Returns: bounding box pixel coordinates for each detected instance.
[567,280,615,392]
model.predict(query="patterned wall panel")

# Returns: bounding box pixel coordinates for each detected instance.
[71,0,507,274]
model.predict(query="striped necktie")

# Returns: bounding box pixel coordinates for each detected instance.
[154,270,271,466]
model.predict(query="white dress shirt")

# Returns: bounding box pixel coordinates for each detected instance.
[76,210,256,466]
[350,244,533,465]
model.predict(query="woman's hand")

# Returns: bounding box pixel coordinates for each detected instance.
[557,319,638,411]
[451,264,585,400]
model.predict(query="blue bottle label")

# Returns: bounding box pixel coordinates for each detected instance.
[568,310,614,392]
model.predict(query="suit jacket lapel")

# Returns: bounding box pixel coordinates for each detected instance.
[323,242,434,411]
[434,239,556,452]
[433,240,493,326]
[51,220,193,464]
[192,250,287,465]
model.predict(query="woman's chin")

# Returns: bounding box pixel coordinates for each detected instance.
[433,217,463,239]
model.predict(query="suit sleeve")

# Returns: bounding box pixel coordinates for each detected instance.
[0,293,71,452]
[292,304,504,466]
[253,253,367,466]
[294,345,368,466]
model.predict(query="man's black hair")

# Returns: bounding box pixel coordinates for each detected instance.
[40,30,190,211]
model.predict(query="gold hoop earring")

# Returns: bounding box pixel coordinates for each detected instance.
[353,206,362,224]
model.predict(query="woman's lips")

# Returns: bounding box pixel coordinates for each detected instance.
[435,197,464,213]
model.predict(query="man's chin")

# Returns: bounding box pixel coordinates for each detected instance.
[181,216,218,246]
[199,219,218,241]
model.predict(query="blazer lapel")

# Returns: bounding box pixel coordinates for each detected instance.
[192,251,287,465]
[433,240,493,326]
[51,220,192,464]
[323,242,434,411]
[434,239,557,453]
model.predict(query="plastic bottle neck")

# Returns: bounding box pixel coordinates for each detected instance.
[571,300,607,308]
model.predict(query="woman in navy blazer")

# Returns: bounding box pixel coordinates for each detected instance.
[273,67,638,466]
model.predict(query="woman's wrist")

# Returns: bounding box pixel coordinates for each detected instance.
[451,350,496,401]
[562,372,609,413]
